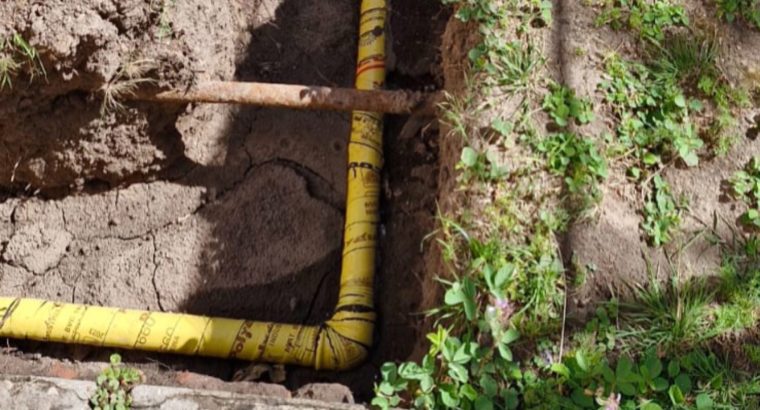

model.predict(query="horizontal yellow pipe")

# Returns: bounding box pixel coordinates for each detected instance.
[0,0,387,371]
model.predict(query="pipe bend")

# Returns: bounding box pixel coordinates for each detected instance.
[0,0,387,372]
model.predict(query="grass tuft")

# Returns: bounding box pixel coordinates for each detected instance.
[0,33,45,90]
[100,59,157,115]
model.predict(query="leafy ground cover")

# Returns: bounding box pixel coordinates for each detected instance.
[373,1,760,409]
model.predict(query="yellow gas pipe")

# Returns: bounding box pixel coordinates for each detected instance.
[0,0,387,371]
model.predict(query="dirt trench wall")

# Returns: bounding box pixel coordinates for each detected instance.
[0,0,448,401]
[0,0,246,191]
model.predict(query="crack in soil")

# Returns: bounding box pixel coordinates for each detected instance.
[150,231,165,312]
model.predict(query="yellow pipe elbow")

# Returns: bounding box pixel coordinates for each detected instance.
[0,0,386,372]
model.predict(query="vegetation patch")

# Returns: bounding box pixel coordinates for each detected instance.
[716,0,760,29]
[90,354,142,410]
[731,157,760,228]
[596,0,749,245]
[375,0,760,409]
[0,33,45,90]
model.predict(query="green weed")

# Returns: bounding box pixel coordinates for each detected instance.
[717,0,760,29]
[601,54,704,169]
[731,157,760,228]
[642,175,686,246]
[90,354,142,410]
[542,83,595,127]
[459,146,507,182]
[536,132,608,210]
[151,0,176,39]
[0,33,45,90]
[596,0,689,44]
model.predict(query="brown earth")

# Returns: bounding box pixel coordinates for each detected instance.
[0,0,449,403]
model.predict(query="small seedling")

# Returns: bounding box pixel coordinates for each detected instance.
[151,0,176,39]
[100,58,157,115]
[90,354,142,410]
[731,157,760,228]
[642,176,685,246]
[536,132,608,210]
[459,146,507,181]
[542,84,595,127]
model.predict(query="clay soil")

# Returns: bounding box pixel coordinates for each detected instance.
[0,0,449,402]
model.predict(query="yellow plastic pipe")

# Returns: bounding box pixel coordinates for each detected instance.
[0,0,387,371]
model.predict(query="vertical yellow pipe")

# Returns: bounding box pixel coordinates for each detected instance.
[0,0,387,371]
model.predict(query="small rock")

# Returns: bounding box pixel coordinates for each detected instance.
[47,363,78,380]
[294,383,355,404]
[174,371,290,399]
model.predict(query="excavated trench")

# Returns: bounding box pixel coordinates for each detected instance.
[0,0,449,402]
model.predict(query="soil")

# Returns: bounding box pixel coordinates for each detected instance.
[0,0,449,403]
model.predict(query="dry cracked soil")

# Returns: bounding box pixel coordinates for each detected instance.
[0,0,449,402]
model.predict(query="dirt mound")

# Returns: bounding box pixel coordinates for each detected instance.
[0,0,245,191]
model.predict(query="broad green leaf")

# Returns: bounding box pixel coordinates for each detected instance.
[502,328,520,345]
[371,396,389,410]
[480,374,498,397]
[644,354,662,378]
[448,363,469,383]
[551,363,570,378]
[674,94,686,108]
[643,152,659,165]
[616,357,634,381]
[669,384,685,405]
[576,351,589,372]
[675,373,692,394]
[494,264,514,289]
[474,396,494,410]
[667,360,680,378]
[491,119,512,136]
[652,377,669,392]
[461,147,478,167]
[498,343,513,361]
[618,382,636,396]
[459,383,477,401]
[696,393,714,409]
[571,388,595,408]
[503,388,519,410]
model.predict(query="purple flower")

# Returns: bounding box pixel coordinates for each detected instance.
[494,297,515,323]
[601,393,621,410]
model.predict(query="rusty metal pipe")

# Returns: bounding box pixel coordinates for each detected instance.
[130,80,440,115]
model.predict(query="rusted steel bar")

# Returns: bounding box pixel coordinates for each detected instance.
[131,81,440,115]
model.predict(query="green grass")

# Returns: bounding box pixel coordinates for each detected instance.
[617,274,714,353]
[0,33,45,90]
[716,0,760,29]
